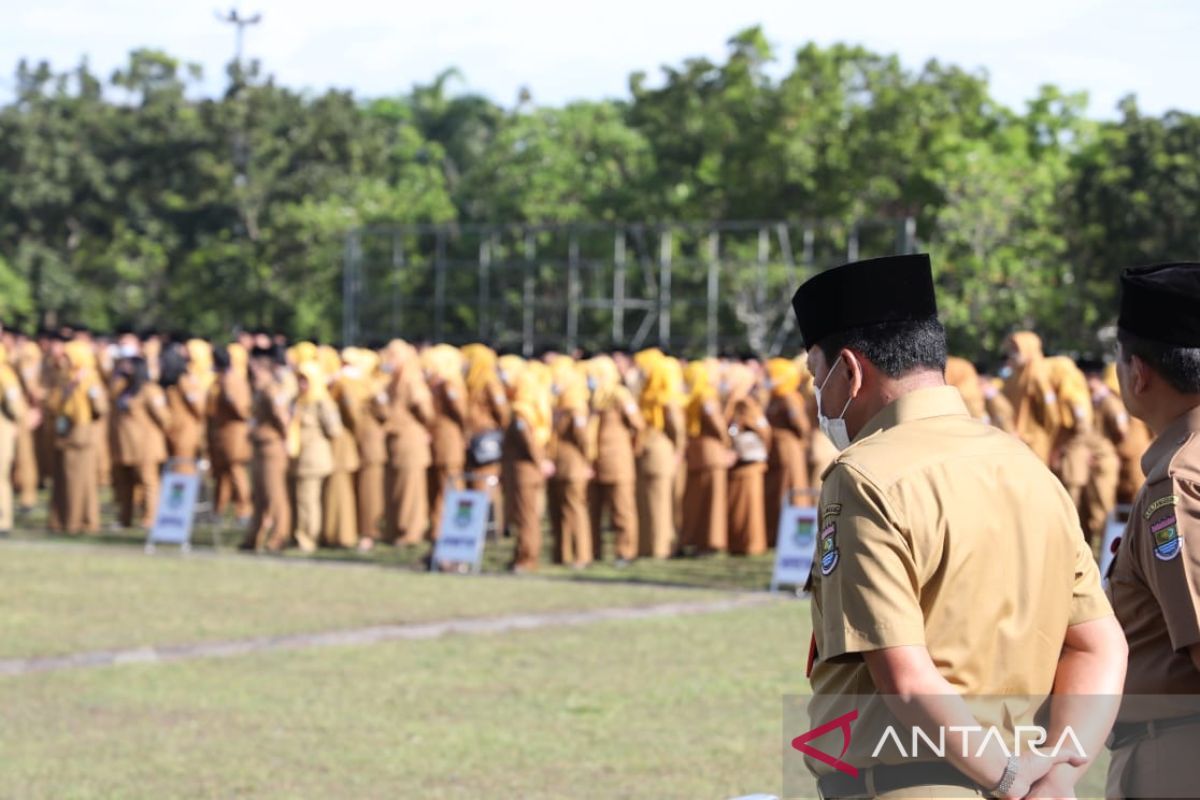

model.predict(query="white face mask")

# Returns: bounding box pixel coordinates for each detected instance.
[814,356,854,451]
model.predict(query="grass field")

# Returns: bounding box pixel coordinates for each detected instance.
[1,540,809,799]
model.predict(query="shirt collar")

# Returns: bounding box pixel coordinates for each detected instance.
[853,385,970,443]
[1141,404,1200,478]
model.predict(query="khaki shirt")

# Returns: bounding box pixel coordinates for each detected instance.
[808,386,1111,777]
[1109,406,1200,718]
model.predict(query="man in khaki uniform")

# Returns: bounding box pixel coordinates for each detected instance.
[1106,262,1200,798]
[792,254,1127,799]
[243,347,293,551]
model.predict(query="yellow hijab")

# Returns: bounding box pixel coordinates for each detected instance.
[638,351,675,432]
[512,366,552,447]
[765,358,801,397]
[462,344,498,397]
[587,355,624,413]
[684,359,719,437]
[58,341,99,427]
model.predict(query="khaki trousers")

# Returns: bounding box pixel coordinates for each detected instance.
[1107,721,1200,799]
[428,464,463,541]
[115,462,160,528]
[510,478,543,570]
[636,466,675,559]
[387,464,428,545]
[549,478,591,566]
[357,462,385,540]
[728,463,767,556]
[681,467,727,553]
[292,474,325,552]
[247,445,291,550]
[589,480,637,561]
[214,459,252,519]
[322,470,358,548]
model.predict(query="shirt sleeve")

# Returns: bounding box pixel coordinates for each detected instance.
[815,464,926,660]
[1143,476,1200,652]
[1067,518,1114,626]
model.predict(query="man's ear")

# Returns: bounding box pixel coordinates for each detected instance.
[842,349,865,397]
[1130,354,1152,395]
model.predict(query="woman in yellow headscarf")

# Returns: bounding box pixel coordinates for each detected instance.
[323,347,361,549]
[634,350,685,559]
[289,360,343,552]
[340,347,386,550]
[503,366,553,571]
[1002,331,1061,464]
[376,339,433,545]
[724,362,770,556]
[48,341,108,534]
[422,344,467,538]
[12,338,41,514]
[585,355,644,563]
[1100,362,1151,504]
[548,361,593,567]
[461,344,510,538]
[764,357,811,547]
[680,359,730,555]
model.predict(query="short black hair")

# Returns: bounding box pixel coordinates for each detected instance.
[816,318,947,379]
[1117,328,1200,394]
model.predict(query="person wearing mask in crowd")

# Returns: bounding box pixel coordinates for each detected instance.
[111,356,169,529]
[1002,331,1061,464]
[243,346,292,552]
[504,367,554,572]
[289,360,342,553]
[48,341,107,535]
[586,355,643,564]
[209,344,253,524]
[724,362,771,556]
[0,342,28,534]
[377,339,433,546]
[680,359,730,556]
[341,347,387,551]
[423,344,467,539]
[764,357,811,547]
[798,355,839,501]
[548,358,593,568]
[322,347,360,549]
[634,350,685,560]
[461,344,509,539]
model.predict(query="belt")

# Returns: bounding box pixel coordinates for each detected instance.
[817,763,983,799]
[1107,712,1200,751]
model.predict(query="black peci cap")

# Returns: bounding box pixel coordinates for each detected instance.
[1118,263,1200,347]
[791,253,939,350]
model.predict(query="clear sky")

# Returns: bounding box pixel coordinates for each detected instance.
[3,0,1196,118]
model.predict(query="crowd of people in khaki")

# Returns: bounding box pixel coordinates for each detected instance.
[0,324,1144,569]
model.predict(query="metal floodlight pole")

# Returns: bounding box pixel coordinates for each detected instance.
[215,7,262,69]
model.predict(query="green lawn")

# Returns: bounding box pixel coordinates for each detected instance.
[1,543,808,799]
[0,543,740,661]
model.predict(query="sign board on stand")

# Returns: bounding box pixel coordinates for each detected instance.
[431,489,491,572]
[145,471,202,553]
[770,506,819,594]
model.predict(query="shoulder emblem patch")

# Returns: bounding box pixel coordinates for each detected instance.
[1151,513,1182,561]
[819,522,840,576]
[1145,495,1179,519]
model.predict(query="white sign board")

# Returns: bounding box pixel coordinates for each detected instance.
[431,489,491,571]
[771,506,819,593]
[1100,504,1133,586]
[147,471,201,549]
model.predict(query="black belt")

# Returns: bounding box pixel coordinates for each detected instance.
[817,763,983,799]
[1107,711,1200,751]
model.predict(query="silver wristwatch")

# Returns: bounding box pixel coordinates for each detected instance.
[991,754,1020,797]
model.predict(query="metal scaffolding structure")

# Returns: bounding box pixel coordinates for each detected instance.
[342,217,917,356]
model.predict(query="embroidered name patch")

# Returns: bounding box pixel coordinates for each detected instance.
[1145,496,1179,519]
[819,522,839,576]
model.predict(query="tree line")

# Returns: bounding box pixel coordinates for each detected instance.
[0,27,1196,359]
